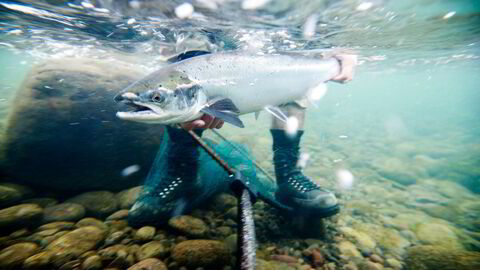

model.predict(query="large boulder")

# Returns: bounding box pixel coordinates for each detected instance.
[0,58,163,192]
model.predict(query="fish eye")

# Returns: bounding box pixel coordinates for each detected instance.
[151,92,165,102]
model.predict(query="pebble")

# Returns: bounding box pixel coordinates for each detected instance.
[22,197,58,208]
[0,242,39,269]
[168,215,208,238]
[67,191,118,218]
[43,203,85,223]
[23,251,52,269]
[172,240,230,268]
[270,254,297,263]
[369,254,384,264]
[385,258,403,270]
[105,231,127,246]
[98,244,129,261]
[337,241,362,258]
[358,261,383,270]
[311,248,325,267]
[106,209,129,220]
[224,207,238,220]
[0,204,43,230]
[0,183,33,207]
[82,255,103,270]
[210,193,237,212]
[128,258,167,270]
[0,184,24,206]
[224,234,237,253]
[137,241,167,260]
[76,217,109,232]
[134,226,156,242]
[116,186,143,210]
[46,226,106,267]
[38,221,75,231]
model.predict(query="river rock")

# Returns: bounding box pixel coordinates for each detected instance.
[134,226,156,242]
[358,261,383,270]
[43,203,85,223]
[0,242,39,269]
[339,227,376,251]
[414,222,463,249]
[76,217,109,232]
[98,244,129,261]
[22,197,58,208]
[0,203,43,230]
[82,255,102,270]
[172,240,230,268]
[337,241,362,258]
[67,191,118,218]
[405,245,480,270]
[46,226,106,266]
[210,193,237,212]
[0,183,32,207]
[0,58,163,192]
[38,221,75,231]
[107,209,130,220]
[136,241,167,260]
[23,251,52,269]
[168,215,208,237]
[116,186,143,209]
[128,258,167,270]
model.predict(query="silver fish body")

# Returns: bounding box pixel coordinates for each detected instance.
[115,52,340,126]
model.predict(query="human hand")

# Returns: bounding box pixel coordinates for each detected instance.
[331,54,357,83]
[180,114,224,130]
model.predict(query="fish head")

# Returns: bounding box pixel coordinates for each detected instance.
[114,70,207,124]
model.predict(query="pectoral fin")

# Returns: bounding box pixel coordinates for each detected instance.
[264,105,288,123]
[201,107,244,128]
[254,111,260,120]
[201,97,244,128]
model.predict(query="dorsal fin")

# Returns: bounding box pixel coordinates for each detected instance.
[167,50,211,63]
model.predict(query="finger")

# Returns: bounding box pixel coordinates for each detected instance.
[204,115,216,129]
[211,118,222,129]
[215,120,224,129]
[193,119,206,129]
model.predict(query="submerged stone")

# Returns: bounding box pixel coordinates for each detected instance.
[1,58,163,192]
[128,258,167,270]
[43,203,85,223]
[405,245,480,270]
[172,240,230,268]
[116,186,143,210]
[67,191,118,218]
[168,215,208,238]
[413,222,463,249]
[0,203,43,230]
[46,226,106,267]
[0,242,39,270]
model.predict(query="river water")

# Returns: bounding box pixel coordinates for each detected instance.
[0,0,479,269]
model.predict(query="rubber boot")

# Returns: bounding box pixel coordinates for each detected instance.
[271,129,339,217]
[128,126,203,227]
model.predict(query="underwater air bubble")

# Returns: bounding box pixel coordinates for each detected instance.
[297,152,310,168]
[308,83,327,102]
[303,15,317,39]
[121,164,141,177]
[443,11,456,20]
[175,3,194,19]
[356,2,373,11]
[242,0,270,10]
[336,169,354,189]
[286,116,299,137]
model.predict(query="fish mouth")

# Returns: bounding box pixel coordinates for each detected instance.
[115,92,161,120]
